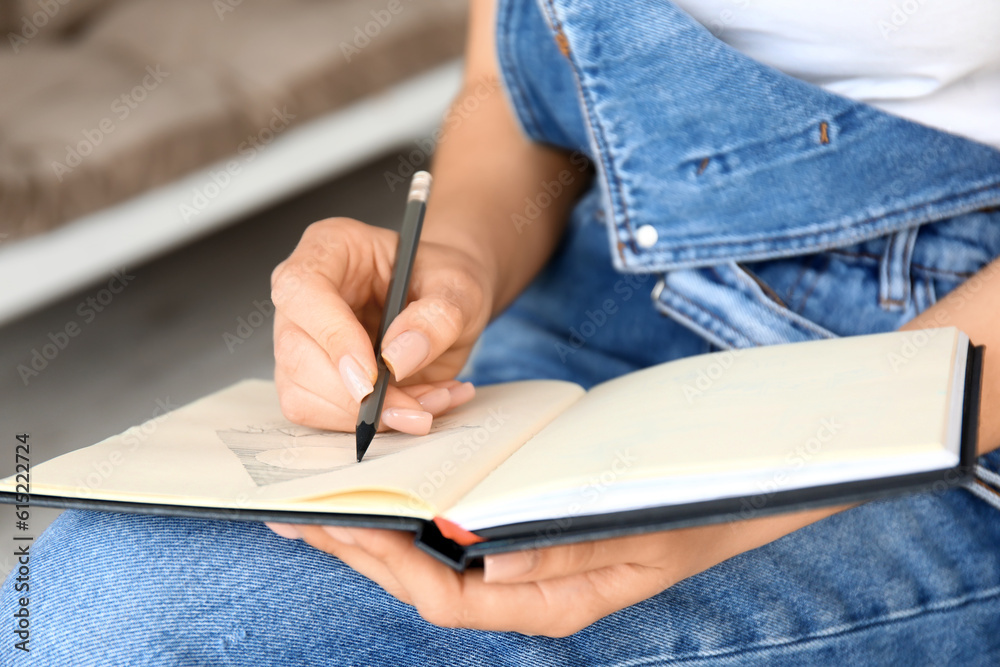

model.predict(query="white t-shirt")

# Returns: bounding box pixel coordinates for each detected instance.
[673,0,1000,150]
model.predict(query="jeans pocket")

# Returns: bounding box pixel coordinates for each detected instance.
[731,206,1000,339]
[651,263,837,349]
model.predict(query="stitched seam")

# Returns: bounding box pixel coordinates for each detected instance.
[496,0,546,140]
[829,249,882,261]
[640,184,1000,254]
[609,585,1000,667]
[784,261,811,307]
[728,265,838,339]
[659,287,762,346]
[879,227,918,308]
[828,250,977,279]
[924,274,937,307]
[900,227,918,303]
[737,263,788,308]
[540,0,637,248]
[913,265,975,279]
[791,254,820,313]
[878,230,894,306]
[651,296,741,350]
[794,254,830,312]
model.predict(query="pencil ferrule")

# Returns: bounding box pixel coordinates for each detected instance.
[407,171,432,203]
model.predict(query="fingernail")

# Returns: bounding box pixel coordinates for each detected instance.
[416,387,451,414]
[382,330,431,381]
[448,381,476,407]
[323,525,356,545]
[266,522,301,540]
[484,551,539,583]
[339,354,374,402]
[381,407,432,435]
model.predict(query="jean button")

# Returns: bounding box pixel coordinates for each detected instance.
[636,224,658,248]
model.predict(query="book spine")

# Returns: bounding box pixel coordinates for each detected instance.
[414,520,471,571]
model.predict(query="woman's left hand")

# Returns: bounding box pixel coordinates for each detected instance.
[267,504,842,637]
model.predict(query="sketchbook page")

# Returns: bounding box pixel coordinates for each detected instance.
[445,328,963,530]
[1,379,584,518]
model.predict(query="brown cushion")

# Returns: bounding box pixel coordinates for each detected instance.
[0,48,246,238]
[0,0,467,240]
[1,0,121,47]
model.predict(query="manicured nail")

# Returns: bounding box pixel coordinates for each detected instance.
[339,354,374,402]
[323,525,356,545]
[266,522,301,540]
[448,381,476,407]
[382,330,431,381]
[484,551,539,583]
[416,387,451,414]
[381,407,432,435]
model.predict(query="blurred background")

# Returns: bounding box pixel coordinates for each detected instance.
[0,0,468,576]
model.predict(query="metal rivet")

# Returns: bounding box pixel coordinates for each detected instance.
[635,225,658,248]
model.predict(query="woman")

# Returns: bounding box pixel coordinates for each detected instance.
[6,0,1000,663]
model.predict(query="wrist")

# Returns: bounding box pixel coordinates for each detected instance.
[421,213,504,307]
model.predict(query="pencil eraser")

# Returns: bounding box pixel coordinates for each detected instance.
[408,171,432,202]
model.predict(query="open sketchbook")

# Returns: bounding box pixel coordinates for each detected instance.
[0,328,983,570]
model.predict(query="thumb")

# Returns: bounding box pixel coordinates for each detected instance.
[380,292,473,382]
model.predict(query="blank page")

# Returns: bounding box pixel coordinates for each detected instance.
[446,328,966,530]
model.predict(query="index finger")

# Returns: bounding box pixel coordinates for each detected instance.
[271,261,378,391]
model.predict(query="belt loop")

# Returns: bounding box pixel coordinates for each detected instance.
[965,465,1000,511]
[878,227,918,311]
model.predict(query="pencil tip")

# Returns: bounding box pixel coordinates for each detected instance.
[356,422,376,462]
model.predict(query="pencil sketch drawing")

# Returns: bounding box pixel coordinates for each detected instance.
[215,419,468,486]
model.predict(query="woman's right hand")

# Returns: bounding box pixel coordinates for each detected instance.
[270,216,494,435]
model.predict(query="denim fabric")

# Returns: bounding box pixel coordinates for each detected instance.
[4,215,1000,667]
[469,188,1000,366]
[4,1,1000,664]
[3,459,999,666]
[490,0,1000,353]
[498,0,1000,273]
[651,205,1000,349]
[9,188,999,665]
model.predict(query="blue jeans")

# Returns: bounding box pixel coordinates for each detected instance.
[3,199,1000,666]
